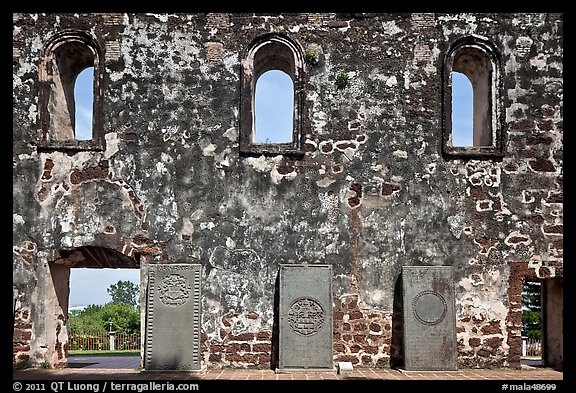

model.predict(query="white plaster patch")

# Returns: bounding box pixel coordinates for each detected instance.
[370,289,385,303]
[392,150,408,159]
[181,217,194,236]
[202,143,217,156]
[458,278,472,292]
[223,127,237,141]
[385,75,398,87]
[190,209,204,221]
[313,110,328,134]
[245,155,281,173]
[200,221,215,230]
[316,178,336,188]
[13,214,25,226]
[28,104,37,124]
[226,237,236,249]
[447,214,465,239]
[104,132,119,159]
[381,20,402,36]
[530,54,547,70]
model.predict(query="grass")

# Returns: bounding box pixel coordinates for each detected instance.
[68,350,140,356]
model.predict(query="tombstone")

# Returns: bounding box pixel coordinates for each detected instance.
[402,265,458,371]
[277,264,335,373]
[145,263,204,372]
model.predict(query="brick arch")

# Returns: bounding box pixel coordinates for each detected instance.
[51,245,140,269]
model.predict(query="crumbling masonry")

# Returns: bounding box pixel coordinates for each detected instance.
[13,13,563,370]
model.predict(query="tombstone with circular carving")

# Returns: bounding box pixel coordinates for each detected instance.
[412,290,447,326]
[287,297,325,336]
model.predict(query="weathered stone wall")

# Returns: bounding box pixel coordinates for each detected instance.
[13,13,563,369]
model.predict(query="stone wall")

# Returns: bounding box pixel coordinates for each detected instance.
[13,13,563,370]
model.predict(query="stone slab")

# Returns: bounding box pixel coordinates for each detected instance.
[145,263,203,371]
[277,264,335,372]
[402,265,458,371]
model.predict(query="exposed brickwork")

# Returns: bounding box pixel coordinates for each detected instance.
[13,308,33,364]
[207,312,273,368]
[333,294,392,367]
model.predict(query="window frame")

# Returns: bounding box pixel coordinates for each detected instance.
[239,33,306,157]
[442,35,504,158]
[37,29,104,152]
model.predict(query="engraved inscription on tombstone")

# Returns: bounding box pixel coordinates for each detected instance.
[277,264,335,372]
[145,263,203,371]
[402,265,458,371]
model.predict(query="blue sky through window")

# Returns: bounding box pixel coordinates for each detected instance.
[74,67,94,140]
[451,71,473,146]
[254,69,294,143]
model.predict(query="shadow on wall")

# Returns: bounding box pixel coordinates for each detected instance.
[270,271,280,370]
[390,272,404,369]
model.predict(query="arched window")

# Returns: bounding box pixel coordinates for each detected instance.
[38,30,103,150]
[443,35,503,157]
[240,33,305,156]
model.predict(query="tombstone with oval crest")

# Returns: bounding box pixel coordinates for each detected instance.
[145,263,204,372]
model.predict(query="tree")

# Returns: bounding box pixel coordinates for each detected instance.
[68,305,106,333]
[522,280,542,340]
[99,303,140,334]
[68,303,140,334]
[107,280,139,307]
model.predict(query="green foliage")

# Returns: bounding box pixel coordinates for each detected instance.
[69,280,141,335]
[107,280,139,307]
[305,48,319,66]
[336,69,349,89]
[69,302,140,334]
[40,361,52,369]
[522,280,542,340]
[68,304,106,333]
[101,302,141,334]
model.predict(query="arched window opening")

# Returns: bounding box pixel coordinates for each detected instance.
[452,47,493,147]
[254,70,294,144]
[442,36,502,158]
[240,33,305,156]
[74,67,94,141]
[38,30,102,150]
[451,71,473,147]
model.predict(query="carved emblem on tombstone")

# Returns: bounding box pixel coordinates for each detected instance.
[158,274,191,307]
[288,297,325,336]
[412,290,447,326]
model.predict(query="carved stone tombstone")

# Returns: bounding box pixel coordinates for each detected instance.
[145,263,203,371]
[277,264,335,372]
[402,265,458,371]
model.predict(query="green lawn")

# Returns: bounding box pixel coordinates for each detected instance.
[68,350,140,356]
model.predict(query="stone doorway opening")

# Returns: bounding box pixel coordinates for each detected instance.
[48,246,142,369]
[520,277,563,371]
